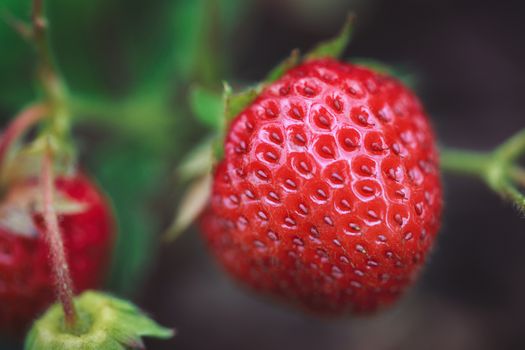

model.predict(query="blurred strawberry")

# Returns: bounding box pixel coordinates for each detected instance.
[0,172,114,334]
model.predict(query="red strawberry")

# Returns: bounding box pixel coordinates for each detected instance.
[200,58,442,313]
[0,172,114,334]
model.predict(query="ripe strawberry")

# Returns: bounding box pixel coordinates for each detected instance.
[0,172,114,333]
[200,58,442,313]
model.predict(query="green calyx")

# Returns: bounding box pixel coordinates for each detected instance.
[165,14,357,240]
[25,291,174,350]
[190,13,356,137]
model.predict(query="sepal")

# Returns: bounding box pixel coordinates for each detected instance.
[305,14,354,61]
[223,82,262,122]
[165,173,212,241]
[168,14,359,241]
[25,291,174,350]
[264,49,300,83]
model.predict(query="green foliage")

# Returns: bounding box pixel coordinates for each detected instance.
[0,0,248,299]
[0,0,34,109]
[90,140,168,294]
[189,87,224,130]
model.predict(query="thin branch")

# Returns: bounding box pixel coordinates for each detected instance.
[31,0,69,140]
[495,129,525,163]
[32,0,54,85]
[441,131,525,213]
[32,1,77,327]
[41,144,78,329]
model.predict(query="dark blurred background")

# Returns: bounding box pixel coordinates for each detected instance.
[1,0,525,349]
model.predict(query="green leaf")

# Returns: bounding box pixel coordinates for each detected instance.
[223,82,261,121]
[206,81,262,160]
[264,49,300,83]
[305,14,355,61]
[189,86,224,130]
[0,0,34,110]
[92,141,166,295]
[25,291,174,350]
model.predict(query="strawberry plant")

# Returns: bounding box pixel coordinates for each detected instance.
[0,0,524,349]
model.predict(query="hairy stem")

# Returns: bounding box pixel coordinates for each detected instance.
[0,103,48,167]
[41,145,77,329]
[30,0,78,328]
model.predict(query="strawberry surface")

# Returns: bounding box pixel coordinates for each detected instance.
[0,173,114,334]
[200,58,442,313]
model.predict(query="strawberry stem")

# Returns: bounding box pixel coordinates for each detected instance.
[30,0,79,327]
[32,0,72,150]
[40,143,78,329]
[440,149,491,178]
[441,128,525,211]
[494,129,525,163]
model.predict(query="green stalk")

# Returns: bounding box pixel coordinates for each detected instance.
[440,129,525,210]
[440,149,492,178]
[32,0,72,156]
[31,0,79,331]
